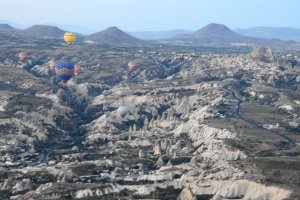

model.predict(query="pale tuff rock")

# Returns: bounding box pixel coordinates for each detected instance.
[175,140,181,149]
[161,139,170,150]
[167,146,177,159]
[134,185,155,196]
[35,93,73,127]
[251,46,275,62]
[1,178,32,193]
[153,143,162,155]
[0,117,47,142]
[199,140,246,161]
[35,183,53,193]
[72,82,101,98]
[156,157,165,168]
[166,160,173,166]
[19,83,33,89]
[175,96,191,116]
[75,189,93,198]
[174,123,236,142]
[156,118,180,130]
[289,121,299,128]
[86,114,117,134]
[112,167,124,178]
[15,110,55,135]
[30,64,49,75]
[138,149,145,158]
[189,180,291,200]
[278,104,293,111]
[36,93,60,104]
[25,183,120,199]
[138,166,183,182]
[93,93,154,107]
[188,105,214,122]
[129,138,152,147]
[168,169,291,200]
[144,116,150,127]
[177,187,196,200]
[0,96,8,111]
[75,184,120,199]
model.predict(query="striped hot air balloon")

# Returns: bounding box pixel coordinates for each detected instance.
[64,32,76,45]
[55,61,74,84]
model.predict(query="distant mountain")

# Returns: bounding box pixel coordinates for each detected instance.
[166,23,300,50]
[235,27,300,42]
[129,29,193,40]
[0,20,299,50]
[0,23,21,39]
[85,26,148,46]
[0,19,26,29]
[194,23,240,37]
[172,23,242,44]
[0,20,96,35]
[0,24,15,31]
[22,25,66,39]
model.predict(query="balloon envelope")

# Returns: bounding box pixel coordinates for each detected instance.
[18,52,28,62]
[117,106,129,117]
[55,61,74,83]
[128,61,137,72]
[74,64,80,76]
[49,61,56,70]
[64,32,76,45]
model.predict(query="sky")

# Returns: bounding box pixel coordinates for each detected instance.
[0,0,299,32]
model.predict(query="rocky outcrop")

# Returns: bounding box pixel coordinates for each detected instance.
[190,180,291,200]
[177,187,196,200]
[251,46,274,62]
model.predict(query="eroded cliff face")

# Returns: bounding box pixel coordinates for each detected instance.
[82,79,291,200]
[0,40,298,199]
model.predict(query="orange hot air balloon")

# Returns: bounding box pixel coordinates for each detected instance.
[18,52,28,62]
[128,61,137,72]
[74,64,80,76]
[64,32,76,45]
[49,60,56,71]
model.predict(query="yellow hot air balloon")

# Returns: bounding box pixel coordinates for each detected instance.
[64,32,76,45]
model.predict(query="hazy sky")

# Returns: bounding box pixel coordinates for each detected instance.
[0,0,299,31]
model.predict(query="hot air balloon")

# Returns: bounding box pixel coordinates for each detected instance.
[74,64,80,76]
[64,32,76,45]
[128,61,137,72]
[117,105,129,117]
[55,61,74,84]
[18,52,28,62]
[49,60,56,71]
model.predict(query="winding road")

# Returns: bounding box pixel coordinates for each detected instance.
[222,85,296,148]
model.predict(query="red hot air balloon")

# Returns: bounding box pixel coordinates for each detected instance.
[128,61,137,72]
[18,52,28,62]
[74,64,80,76]
[49,60,56,71]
